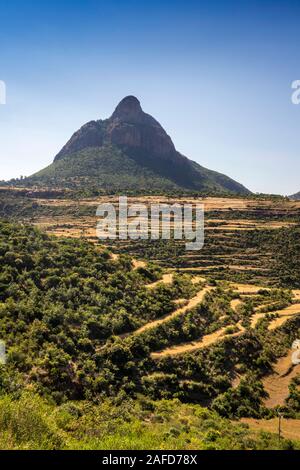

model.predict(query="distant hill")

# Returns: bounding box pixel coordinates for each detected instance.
[290,192,300,200]
[24,96,251,194]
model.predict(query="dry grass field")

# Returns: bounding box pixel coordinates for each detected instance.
[241,417,300,441]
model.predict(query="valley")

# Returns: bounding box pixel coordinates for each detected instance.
[0,188,299,447]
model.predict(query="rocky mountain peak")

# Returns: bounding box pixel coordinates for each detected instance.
[46,95,250,195]
[111,95,143,123]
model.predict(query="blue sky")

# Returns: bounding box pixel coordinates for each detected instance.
[0,0,300,194]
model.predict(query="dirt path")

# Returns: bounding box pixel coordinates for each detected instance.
[110,252,119,261]
[250,303,275,328]
[293,290,300,301]
[268,304,300,330]
[250,312,266,328]
[262,353,300,408]
[231,373,242,389]
[176,266,221,272]
[146,273,173,289]
[230,283,267,295]
[231,299,243,312]
[151,322,245,359]
[249,302,300,329]
[241,418,300,441]
[134,286,213,336]
[110,253,146,271]
[132,259,147,270]
[191,275,206,284]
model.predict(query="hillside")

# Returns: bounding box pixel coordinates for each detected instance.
[290,192,300,201]
[23,96,250,194]
[0,220,299,411]
[1,393,298,450]
[0,211,299,449]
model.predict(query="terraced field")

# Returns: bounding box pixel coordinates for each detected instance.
[262,353,300,408]
[134,285,213,335]
[1,189,300,424]
[114,272,300,411]
[12,194,297,286]
[151,323,245,358]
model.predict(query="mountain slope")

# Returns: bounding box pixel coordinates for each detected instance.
[26,96,250,194]
[290,192,300,200]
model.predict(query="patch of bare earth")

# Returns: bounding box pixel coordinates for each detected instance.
[132,259,146,270]
[230,283,267,294]
[230,299,243,312]
[262,353,300,408]
[146,273,173,289]
[268,304,300,330]
[293,290,300,301]
[241,417,300,441]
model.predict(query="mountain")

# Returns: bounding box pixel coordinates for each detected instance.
[290,192,300,200]
[26,96,250,194]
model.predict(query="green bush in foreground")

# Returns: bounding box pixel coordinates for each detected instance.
[0,392,299,450]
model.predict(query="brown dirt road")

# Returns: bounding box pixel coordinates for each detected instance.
[134,286,213,336]
[151,322,245,359]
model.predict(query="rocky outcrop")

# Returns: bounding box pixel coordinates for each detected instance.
[55,121,104,161]
[55,95,179,162]
[29,96,250,194]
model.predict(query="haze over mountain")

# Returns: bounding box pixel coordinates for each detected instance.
[290,191,300,200]
[26,96,250,194]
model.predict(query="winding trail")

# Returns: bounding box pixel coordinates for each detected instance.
[134,286,213,336]
[250,303,277,328]
[151,322,245,359]
[146,273,204,290]
[230,299,243,312]
[146,273,173,289]
[250,312,266,328]
[268,304,300,330]
[230,283,267,295]
[110,253,146,271]
[250,304,300,329]
[132,259,147,270]
[292,289,300,301]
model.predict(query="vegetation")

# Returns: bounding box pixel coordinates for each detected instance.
[0,221,202,399]
[0,392,298,450]
[0,198,299,450]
